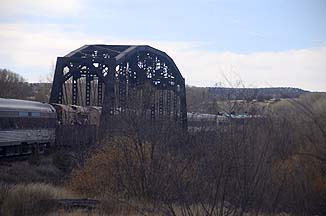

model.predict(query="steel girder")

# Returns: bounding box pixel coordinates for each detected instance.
[49,45,187,128]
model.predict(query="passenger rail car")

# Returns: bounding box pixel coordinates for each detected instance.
[0,98,57,157]
[187,112,230,132]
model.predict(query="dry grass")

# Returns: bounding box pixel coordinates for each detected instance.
[47,209,104,216]
[0,183,74,216]
[47,203,293,216]
[0,156,65,185]
[0,184,10,208]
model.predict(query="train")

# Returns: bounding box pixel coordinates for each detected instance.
[0,97,252,158]
[186,112,261,132]
[187,112,229,132]
[0,98,101,158]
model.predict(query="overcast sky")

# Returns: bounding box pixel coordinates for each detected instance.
[0,0,325,91]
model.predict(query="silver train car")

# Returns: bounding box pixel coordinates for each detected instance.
[187,112,229,132]
[0,98,57,157]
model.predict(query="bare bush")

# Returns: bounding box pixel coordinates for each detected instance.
[68,92,326,216]
[70,112,279,215]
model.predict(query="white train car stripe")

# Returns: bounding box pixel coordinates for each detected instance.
[0,129,55,146]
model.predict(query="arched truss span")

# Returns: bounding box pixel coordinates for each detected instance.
[50,45,187,127]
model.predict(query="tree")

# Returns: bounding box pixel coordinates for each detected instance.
[0,69,32,99]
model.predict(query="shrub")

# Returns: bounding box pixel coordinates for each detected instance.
[68,135,185,200]
[68,136,136,196]
[52,150,73,172]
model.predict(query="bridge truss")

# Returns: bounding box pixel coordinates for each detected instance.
[49,45,187,128]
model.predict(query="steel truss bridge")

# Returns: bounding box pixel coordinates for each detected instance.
[49,45,187,130]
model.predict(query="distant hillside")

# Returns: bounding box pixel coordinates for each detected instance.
[208,87,309,101]
[28,82,52,102]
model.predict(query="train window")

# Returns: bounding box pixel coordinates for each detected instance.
[0,117,17,129]
[31,112,41,117]
[19,112,29,117]
[0,118,8,129]
[0,117,57,129]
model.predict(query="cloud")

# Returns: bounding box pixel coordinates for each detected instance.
[0,0,82,16]
[169,46,326,92]
[0,24,102,64]
[0,23,325,91]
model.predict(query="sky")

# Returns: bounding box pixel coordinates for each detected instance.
[0,0,325,91]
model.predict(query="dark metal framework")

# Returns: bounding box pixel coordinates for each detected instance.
[49,45,187,127]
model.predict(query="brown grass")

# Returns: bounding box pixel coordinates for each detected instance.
[0,156,65,185]
[0,183,74,216]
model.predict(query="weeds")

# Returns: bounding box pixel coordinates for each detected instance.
[0,183,73,216]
